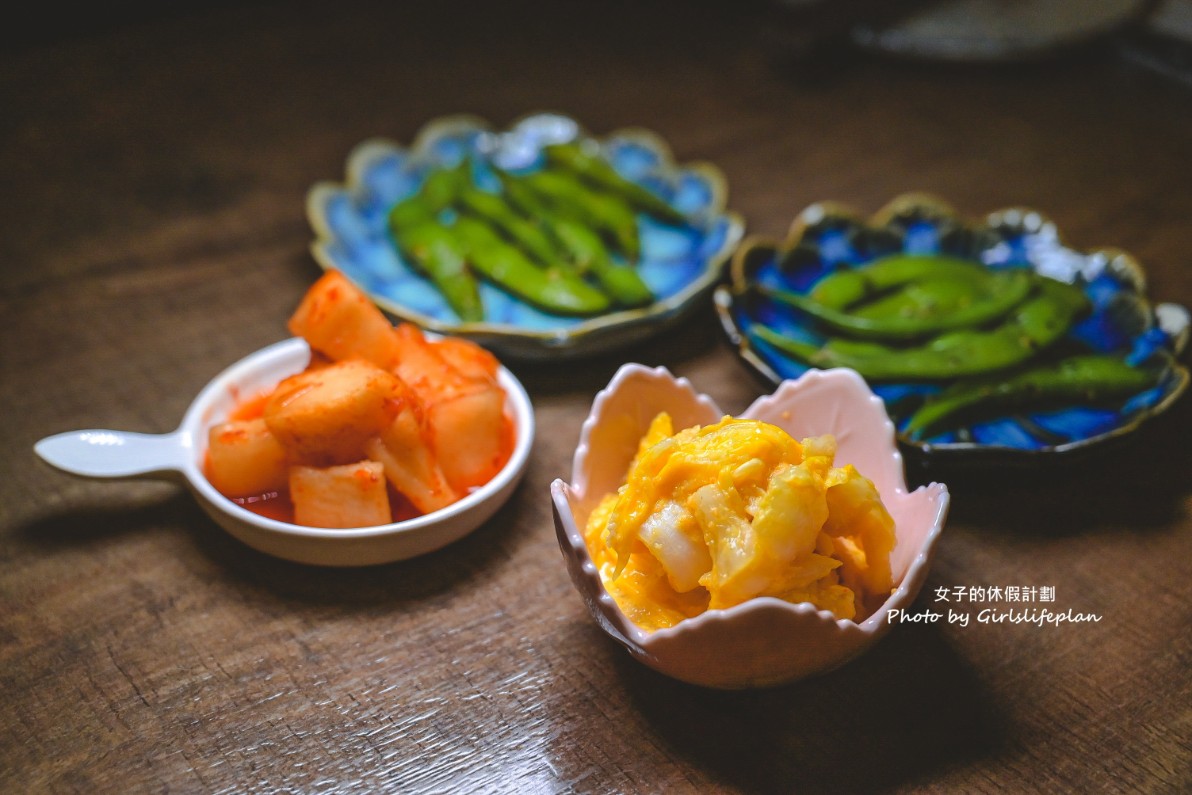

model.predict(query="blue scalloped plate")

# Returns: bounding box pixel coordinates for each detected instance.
[714,193,1190,462]
[307,112,743,359]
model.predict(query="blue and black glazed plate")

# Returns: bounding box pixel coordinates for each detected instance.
[307,112,743,360]
[714,193,1189,462]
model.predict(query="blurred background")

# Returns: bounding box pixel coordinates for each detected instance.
[7,0,1192,85]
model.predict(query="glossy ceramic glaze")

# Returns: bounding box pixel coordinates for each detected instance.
[307,112,744,359]
[35,338,535,566]
[715,193,1190,462]
[551,364,950,689]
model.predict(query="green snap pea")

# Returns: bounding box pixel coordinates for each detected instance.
[751,278,1090,380]
[496,170,555,222]
[544,142,686,225]
[903,355,1159,439]
[387,162,468,234]
[388,197,435,235]
[1011,278,1089,342]
[491,174,590,278]
[383,151,675,319]
[850,277,990,322]
[451,217,611,316]
[519,170,641,262]
[390,221,484,322]
[550,218,652,307]
[808,254,995,310]
[811,337,892,359]
[419,162,468,213]
[456,187,562,267]
[496,171,652,307]
[757,268,1035,341]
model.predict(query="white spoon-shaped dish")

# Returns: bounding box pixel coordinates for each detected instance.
[35,337,535,566]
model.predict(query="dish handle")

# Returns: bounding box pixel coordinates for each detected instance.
[34,429,191,482]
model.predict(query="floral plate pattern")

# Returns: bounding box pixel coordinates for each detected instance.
[714,194,1189,462]
[307,112,744,359]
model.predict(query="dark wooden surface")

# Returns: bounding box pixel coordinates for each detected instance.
[3,1,1191,792]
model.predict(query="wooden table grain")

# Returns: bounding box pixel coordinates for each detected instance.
[3,2,1190,792]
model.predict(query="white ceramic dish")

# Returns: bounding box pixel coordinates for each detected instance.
[551,364,950,689]
[35,337,535,566]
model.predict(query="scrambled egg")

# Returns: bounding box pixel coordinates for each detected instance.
[583,413,896,631]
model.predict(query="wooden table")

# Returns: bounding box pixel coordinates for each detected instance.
[4,2,1190,791]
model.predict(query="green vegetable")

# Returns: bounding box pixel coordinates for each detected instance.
[497,170,652,306]
[904,355,1159,439]
[751,277,1090,380]
[390,221,483,323]
[387,161,468,234]
[381,145,686,319]
[850,276,1005,322]
[750,250,1141,440]
[550,218,652,307]
[456,186,562,267]
[495,170,554,222]
[544,142,686,225]
[756,268,1035,341]
[451,217,611,316]
[808,254,994,310]
[519,170,641,261]
[388,197,435,235]
[419,162,469,213]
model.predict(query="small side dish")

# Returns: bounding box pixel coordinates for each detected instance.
[551,364,949,688]
[307,112,743,358]
[715,194,1189,461]
[35,275,534,566]
[205,270,514,529]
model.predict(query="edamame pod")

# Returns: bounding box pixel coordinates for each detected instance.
[1012,278,1089,342]
[520,170,641,261]
[498,171,652,307]
[849,277,997,322]
[496,171,555,222]
[752,278,1091,380]
[493,173,587,276]
[903,355,1158,439]
[391,221,484,323]
[452,217,611,316]
[551,218,653,307]
[387,162,468,234]
[419,162,469,213]
[808,255,997,310]
[544,142,686,225]
[388,197,436,235]
[757,269,1035,341]
[456,187,562,267]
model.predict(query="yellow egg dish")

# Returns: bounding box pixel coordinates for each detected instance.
[583,413,896,631]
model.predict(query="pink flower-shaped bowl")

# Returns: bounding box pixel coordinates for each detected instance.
[550,364,950,689]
